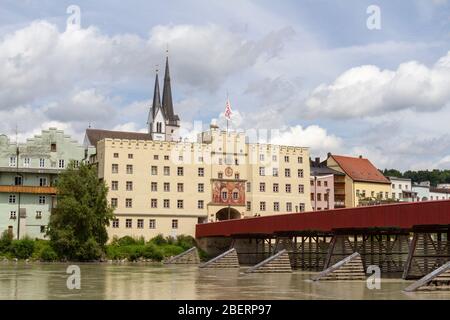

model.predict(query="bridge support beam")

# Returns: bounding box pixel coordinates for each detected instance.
[403,226,450,279]
[324,229,410,274]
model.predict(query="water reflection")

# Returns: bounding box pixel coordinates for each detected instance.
[1,262,450,300]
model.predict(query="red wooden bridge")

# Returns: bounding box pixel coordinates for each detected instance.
[196,200,450,279]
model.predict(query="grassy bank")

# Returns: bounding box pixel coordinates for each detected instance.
[0,232,201,262]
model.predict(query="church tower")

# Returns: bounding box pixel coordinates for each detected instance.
[148,54,180,141]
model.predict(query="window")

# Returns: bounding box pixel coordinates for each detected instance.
[178,155,183,162]
[147,219,155,229]
[246,201,251,211]
[324,193,329,202]
[198,183,204,193]
[151,199,157,208]
[235,173,240,179]
[10,211,17,219]
[137,219,144,229]
[385,192,389,199]
[399,184,402,190]
[198,200,204,209]
[274,202,280,211]
[392,193,395,199]
[58,159,65,168]
[218,158,223,165]
[221,191,228,199]
[299,203,305,212]
[260,202,266,211]
[111,181,118,190]
[324,181,328,187]
[112,164,118,173]
[39,158,45,168]
[392,184,395,189]
[198,156,204,163]
[163,182,170,192]
[39,196,46,204]
[177,167,184,176]
[273,168,279,177]
[259,167,265,176]
[51,143,57,152]
[125,198,132,208]
[298,169,304,178]
[233,191,239,200]
[126,219,132,228]
[317,193,322,201]
[126,165,133,174]
[246,182,251,192]
[371,191,375,197]
[113,153,119,158]
[164,155,169,160]
[273,183,279,192]
[112,219,119,228]
[259,154,265,161]
[36,211,42,219]
[151,182,157,192]
[310,180,314,186]
[151,166,158,175]
[23,157,30,167]
[298,156,303,164]
[198,168,204,177]
[298,184,304,193]
[272,155,277,162]
[177,200,184,209]
[111,198,118,207]
[285,168,291,177]
[311,193,314,201]
[285,184,291,193]
[218,172,223,179]
[40,226,46,233]
[128,154,133,159]
[356,189,360,196]
[172,219,178,229]
[157,122,162,133]
[14,176,22,186]
[235,158,239,165]
[163,199,170,208]
[177,183,184,192]
[284,155,289,163]
[286,202,292,212]
[9,156,16,167]
[126,181,133,191]
[259,182,266,192]
[153,155,159,160]
[164,166,170,176]
[317,181,321,187]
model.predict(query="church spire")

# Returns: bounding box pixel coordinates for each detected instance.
[162,54,175,124]
[152,67,162,120]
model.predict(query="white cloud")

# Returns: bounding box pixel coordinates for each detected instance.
[304,51,450,118]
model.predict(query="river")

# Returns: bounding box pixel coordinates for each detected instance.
[0,262,449,300]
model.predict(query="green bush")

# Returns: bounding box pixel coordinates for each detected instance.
[0,230,13,253]
[75,237,103,261]
[10,238,35,259]
[115,236,139,246]
[142,243,164,261]
[160,244,184,257]
[175,235,196,250]
[150,234,167,246]
[39,245,58,261]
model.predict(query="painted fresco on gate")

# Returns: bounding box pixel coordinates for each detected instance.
[212,180,245,205]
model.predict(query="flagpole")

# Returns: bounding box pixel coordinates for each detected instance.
[226,91,229,134]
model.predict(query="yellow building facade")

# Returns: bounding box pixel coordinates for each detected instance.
[95,127,312,240]
[326,154,391,208]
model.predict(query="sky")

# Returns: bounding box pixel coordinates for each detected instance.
[0,0,450,171]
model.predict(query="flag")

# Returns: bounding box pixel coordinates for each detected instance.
[224,98,233,120]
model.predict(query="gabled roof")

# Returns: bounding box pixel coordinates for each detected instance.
[310,158,345,177]
[330,154,390,184]
[85,129,151,147]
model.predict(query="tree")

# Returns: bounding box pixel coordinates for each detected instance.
[47,161,114,261]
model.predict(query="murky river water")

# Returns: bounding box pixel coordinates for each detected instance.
[0,262,449,300]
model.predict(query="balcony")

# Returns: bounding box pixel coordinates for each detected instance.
[0,185,57,194]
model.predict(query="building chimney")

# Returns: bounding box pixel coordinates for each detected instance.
[327,152,331,158]
[359,155,363,159]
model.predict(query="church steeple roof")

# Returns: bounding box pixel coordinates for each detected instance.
[162,55,178,125]
[152,69,162,120]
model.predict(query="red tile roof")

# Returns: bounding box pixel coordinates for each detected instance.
[330,155,390,184]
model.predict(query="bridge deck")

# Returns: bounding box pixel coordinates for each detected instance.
[196,200,450,238]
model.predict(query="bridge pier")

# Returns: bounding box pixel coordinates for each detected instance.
[403,226,450,279]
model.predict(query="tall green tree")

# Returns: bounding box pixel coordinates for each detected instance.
[47,162,114,261]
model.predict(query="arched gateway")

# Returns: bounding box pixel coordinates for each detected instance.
[215,207,241,221]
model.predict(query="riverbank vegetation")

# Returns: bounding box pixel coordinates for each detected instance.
[0,231,197,262]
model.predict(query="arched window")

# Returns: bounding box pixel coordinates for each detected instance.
[156,122,162,133]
